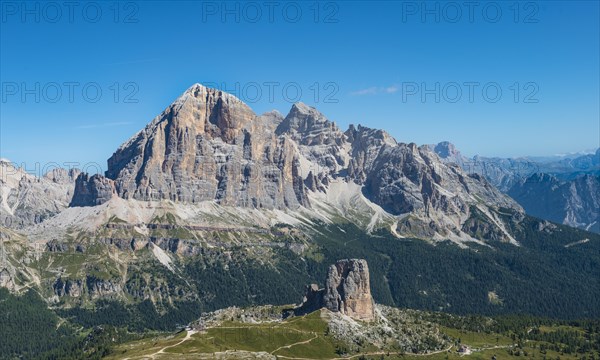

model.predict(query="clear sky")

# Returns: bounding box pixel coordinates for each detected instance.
[1,1,598,174]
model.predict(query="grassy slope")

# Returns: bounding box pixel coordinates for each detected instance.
[106,311,343,359]
[106,309,600,360]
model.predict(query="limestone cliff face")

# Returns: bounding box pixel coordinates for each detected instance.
[296,259,374,321]
[53,276,122,299]
[105,84,308,209]
[277,102,348,175]
[323,259,375,321]
[0,160,79,228]
[70,173,116,207]
[347,126,520,241]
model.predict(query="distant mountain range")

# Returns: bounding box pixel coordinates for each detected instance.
[431,142,599,233]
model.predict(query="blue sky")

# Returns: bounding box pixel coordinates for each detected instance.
[1,1,598,174]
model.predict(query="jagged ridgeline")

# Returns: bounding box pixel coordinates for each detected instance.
[430,141,600,233]
[0,84,599,354]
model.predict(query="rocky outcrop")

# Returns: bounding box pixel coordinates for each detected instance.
[53,278,84,297]
[86,276,122,298]
[323,259,374,321]
[0,268,16,290]
[0,160,79,228]
[53,276,121,298]
[70,173,116,207]
[46,239,69,252]
[296,259,375,321]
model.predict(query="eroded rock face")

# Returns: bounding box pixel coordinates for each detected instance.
[0,161,79,228]
[323,259,375,321]
[105,84,308,209]
[46,239,69,252]
[347,127,520,241]
[277,103,348,175]
[53,276,121,298]
[296,259,374,321]
[0,268,16,290]
[70,173,116,207]
[53,278,84,298]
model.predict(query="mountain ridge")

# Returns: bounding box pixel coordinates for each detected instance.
[430,140,599,233]
[62,83,522,244]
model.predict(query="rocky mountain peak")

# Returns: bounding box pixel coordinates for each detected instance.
[180,82,256,141]
[181,82,248,107]
[104,83,308,208]
[289,101,312,114]
[429,141,468,169]
[345,124,397,147]
[276,102,345,147]
[434,141,460,159]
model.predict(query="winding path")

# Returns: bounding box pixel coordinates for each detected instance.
[270,333,319,355]
[147,330,197,359]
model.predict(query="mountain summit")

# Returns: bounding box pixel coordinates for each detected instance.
[103,83,307,208]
